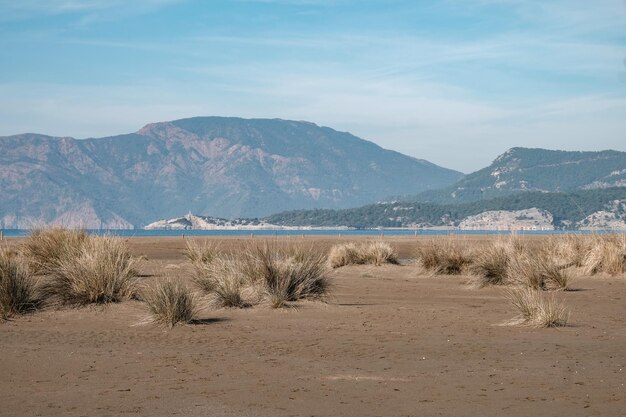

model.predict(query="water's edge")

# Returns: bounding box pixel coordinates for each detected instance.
[0,229,623,238]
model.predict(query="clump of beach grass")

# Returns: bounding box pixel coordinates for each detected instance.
[328,243,362,268]
[503,234,527,256]
[507,250,570,290]
[41,235,140,305]
[505,287,569,327]
[185,239,225,294]
[194,255,253,308]
[469,243,510,287]
[246,243,330,308]
[415,240,472,275]
[192,242,331,309]
[184,239,217,268]
[24,228,88,274]
[328,241,398,268]
[582,234,626,276]
[142,278,197,327]
[551,234,590,268]
[367,241,399,266]
[0,248,39,319]
[190,261,219,294]
[468,235,534,287]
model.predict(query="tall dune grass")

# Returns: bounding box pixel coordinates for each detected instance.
[551,234,589,268]
[185,239,253,307]
[504,234,527,256]
[190,261,218,294]
[203,256,252,308]
[328,243,362,268]
[0,248,39,319]
[582,234,626,276]
[367,241,400,266]
[143,278,197,327]
[507,250,569,290]
[41,235,140,305]
[328,241,398,268]
[415,240,472,275]
[506,288,569,327]
[469,243,510,287]
[24,228,87,274]
[246,243,330,308]
[184,239,217,269]
[190,242,331,308]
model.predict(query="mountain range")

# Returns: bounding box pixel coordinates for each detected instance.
[405,147,626,204]
[0,117,462,228]
[2,117,625,230]
[262,148,626,229]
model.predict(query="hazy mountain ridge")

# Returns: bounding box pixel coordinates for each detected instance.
[0,117,462,228]
[404,148,626,204]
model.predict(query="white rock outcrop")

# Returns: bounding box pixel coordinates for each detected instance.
[144,213,278,230]
[144,213,351,230]
[578,200,626,230]
[459,208,554,230]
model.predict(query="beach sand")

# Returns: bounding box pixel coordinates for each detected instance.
[1,236,624,417]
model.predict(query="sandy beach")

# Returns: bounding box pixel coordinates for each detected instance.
[1,236,625,417]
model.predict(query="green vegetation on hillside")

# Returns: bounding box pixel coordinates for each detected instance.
[265,187,626,228]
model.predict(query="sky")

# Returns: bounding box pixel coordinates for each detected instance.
[0,0,625,173]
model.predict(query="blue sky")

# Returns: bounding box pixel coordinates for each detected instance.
[0,0,625,172]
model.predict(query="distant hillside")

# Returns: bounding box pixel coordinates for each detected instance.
[265,187,626,229]
[404,148,626,204]
[0,117,462,228]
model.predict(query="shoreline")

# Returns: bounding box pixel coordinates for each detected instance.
[1,227,624,239]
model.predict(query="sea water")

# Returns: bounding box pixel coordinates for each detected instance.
[0,229,622,238]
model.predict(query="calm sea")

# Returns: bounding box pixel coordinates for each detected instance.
[0,229,622,238]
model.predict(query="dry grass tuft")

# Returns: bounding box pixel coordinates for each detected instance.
[142,278,197,327]
[366,241,399,266]
[469,243,510,287]
[507,250,570,290]
[503,234,527,256]
[328,243,362,268]
[184,239,217,268]
[505,287,569,327]
[246,244,330,307]
[0,248,39,319]
[328,241,398,268]
[190,261,219,294]
[191,242,330,309]
[505,287,536,322]
[185,239,224,294]
[415,240,472,275]
[582,234,626,276]
[24,228,88,274]
[195,255,252,308]
[41,235,140,305]
[551,234,590,268]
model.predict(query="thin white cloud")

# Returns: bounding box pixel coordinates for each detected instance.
[186,34,337,49]
[0,0,182,21]
[451,0,626,36]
